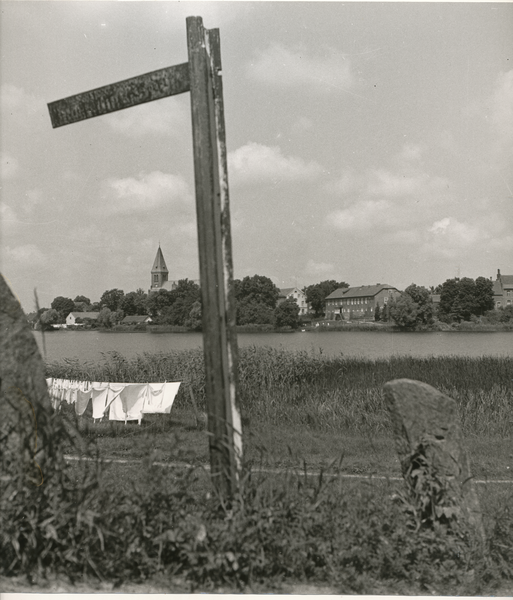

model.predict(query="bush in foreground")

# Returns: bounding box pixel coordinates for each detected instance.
[3,447,512,594]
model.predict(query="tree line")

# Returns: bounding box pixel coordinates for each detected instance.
[35,275,306,331]
[34,273,510,332]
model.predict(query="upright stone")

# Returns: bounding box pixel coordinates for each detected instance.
[384,378,485,542]
[0,275,53,486]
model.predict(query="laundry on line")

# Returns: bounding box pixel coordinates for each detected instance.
[46,378,181,425]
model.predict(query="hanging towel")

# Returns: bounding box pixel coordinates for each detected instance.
[76,388,93,416]
[102,383,126,419]
[91,383,110,420]
[109,384,147,423]
[144,382,181,414]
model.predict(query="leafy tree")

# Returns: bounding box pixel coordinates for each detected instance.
[120,293,138,316]
[233,275,279,325]
[374,303,381,322]
[237,298,274,325]
[185,300,202,331]
[499,305,513,322]
[90,302,101,312]
[438,277,494,322]
[160,279,201,325]
[389,294,419,329]
[120,289,148,316]
[97,307,115,328]
[73,295,91,305]
[50,296,75,321]
[403,283,434,325]
[274,298,300,329]
[100,288,125,312]
[146,289,174,319]
[235,275,280,308]
[304,280,349,318]
[389,284,434,329]
[474,277,495,316]
[438,278,461,322]
[74,300,92,312]
[40,308,59,329]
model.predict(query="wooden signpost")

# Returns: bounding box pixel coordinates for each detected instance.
[48,17,243,500]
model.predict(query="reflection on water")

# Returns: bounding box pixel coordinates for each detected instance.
[34,329,513,363]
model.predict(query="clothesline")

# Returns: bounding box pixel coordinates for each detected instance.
[46,378,181,425]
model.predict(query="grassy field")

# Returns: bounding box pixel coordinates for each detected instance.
[49,347,513,472]
[2,349,512,593]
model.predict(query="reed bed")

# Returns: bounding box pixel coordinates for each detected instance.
[46,348,513,437]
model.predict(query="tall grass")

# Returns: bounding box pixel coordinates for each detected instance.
[46,348,513,437]
[2,348,512,592]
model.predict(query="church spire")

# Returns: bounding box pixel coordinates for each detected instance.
[151,246,169,289]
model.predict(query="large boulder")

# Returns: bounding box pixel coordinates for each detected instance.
[384,378,485,542]
[0,275,53,485]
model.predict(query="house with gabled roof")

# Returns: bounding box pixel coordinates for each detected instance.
[325,284,400,321]
[493,269,513,309]
[66,311,99,326]
[122,315,152,325]
[278,287,308,315]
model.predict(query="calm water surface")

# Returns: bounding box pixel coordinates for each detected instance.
[34,329,513,363]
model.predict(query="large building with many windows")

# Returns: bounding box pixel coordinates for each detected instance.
[324,284,400,321]
[493,269,513,309]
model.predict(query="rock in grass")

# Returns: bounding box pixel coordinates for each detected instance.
[383,378,485,543]
[0,275,54,485]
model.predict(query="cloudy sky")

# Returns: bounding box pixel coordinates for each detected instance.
[1,2,512,312]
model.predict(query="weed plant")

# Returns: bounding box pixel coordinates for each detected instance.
[2,435,512,593]
[3,347,513,592]
[47,348,513,437]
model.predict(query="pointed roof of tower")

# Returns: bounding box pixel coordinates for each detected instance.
[151,246,168,273]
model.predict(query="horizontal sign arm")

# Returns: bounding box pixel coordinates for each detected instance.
[48,62,190,128]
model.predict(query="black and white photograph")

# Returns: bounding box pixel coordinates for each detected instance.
[1,1,512,595]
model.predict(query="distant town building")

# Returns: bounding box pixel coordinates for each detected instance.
[66,311,99,326]
[122,315,152,325]
[149,246,199,293]
[325,284,400,320]
[493,269,513,308]
[278,287,308,315]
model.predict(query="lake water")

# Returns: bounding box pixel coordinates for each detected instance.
[34,329,513,363]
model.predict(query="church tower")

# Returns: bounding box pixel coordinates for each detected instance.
[150,245,169,290]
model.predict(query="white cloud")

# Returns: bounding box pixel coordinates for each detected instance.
[1,83,41,114]
[101,171,191,214]
[324,169,358,195]
[1,84,46,133]
[0,203,18,233]
[104,98,188,137]
[228,142,323,185]
[327,199,393,232]
[248,44,355,93]
[420,217,489,259]
[305,259,335,277]
[1,151,20,179]
[4,244,46,267]
[367,170,444,198]
[326,143,452,236]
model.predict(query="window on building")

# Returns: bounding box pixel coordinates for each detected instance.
[153,274,158,282]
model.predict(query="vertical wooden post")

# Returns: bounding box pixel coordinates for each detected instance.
[186,16,242,500]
